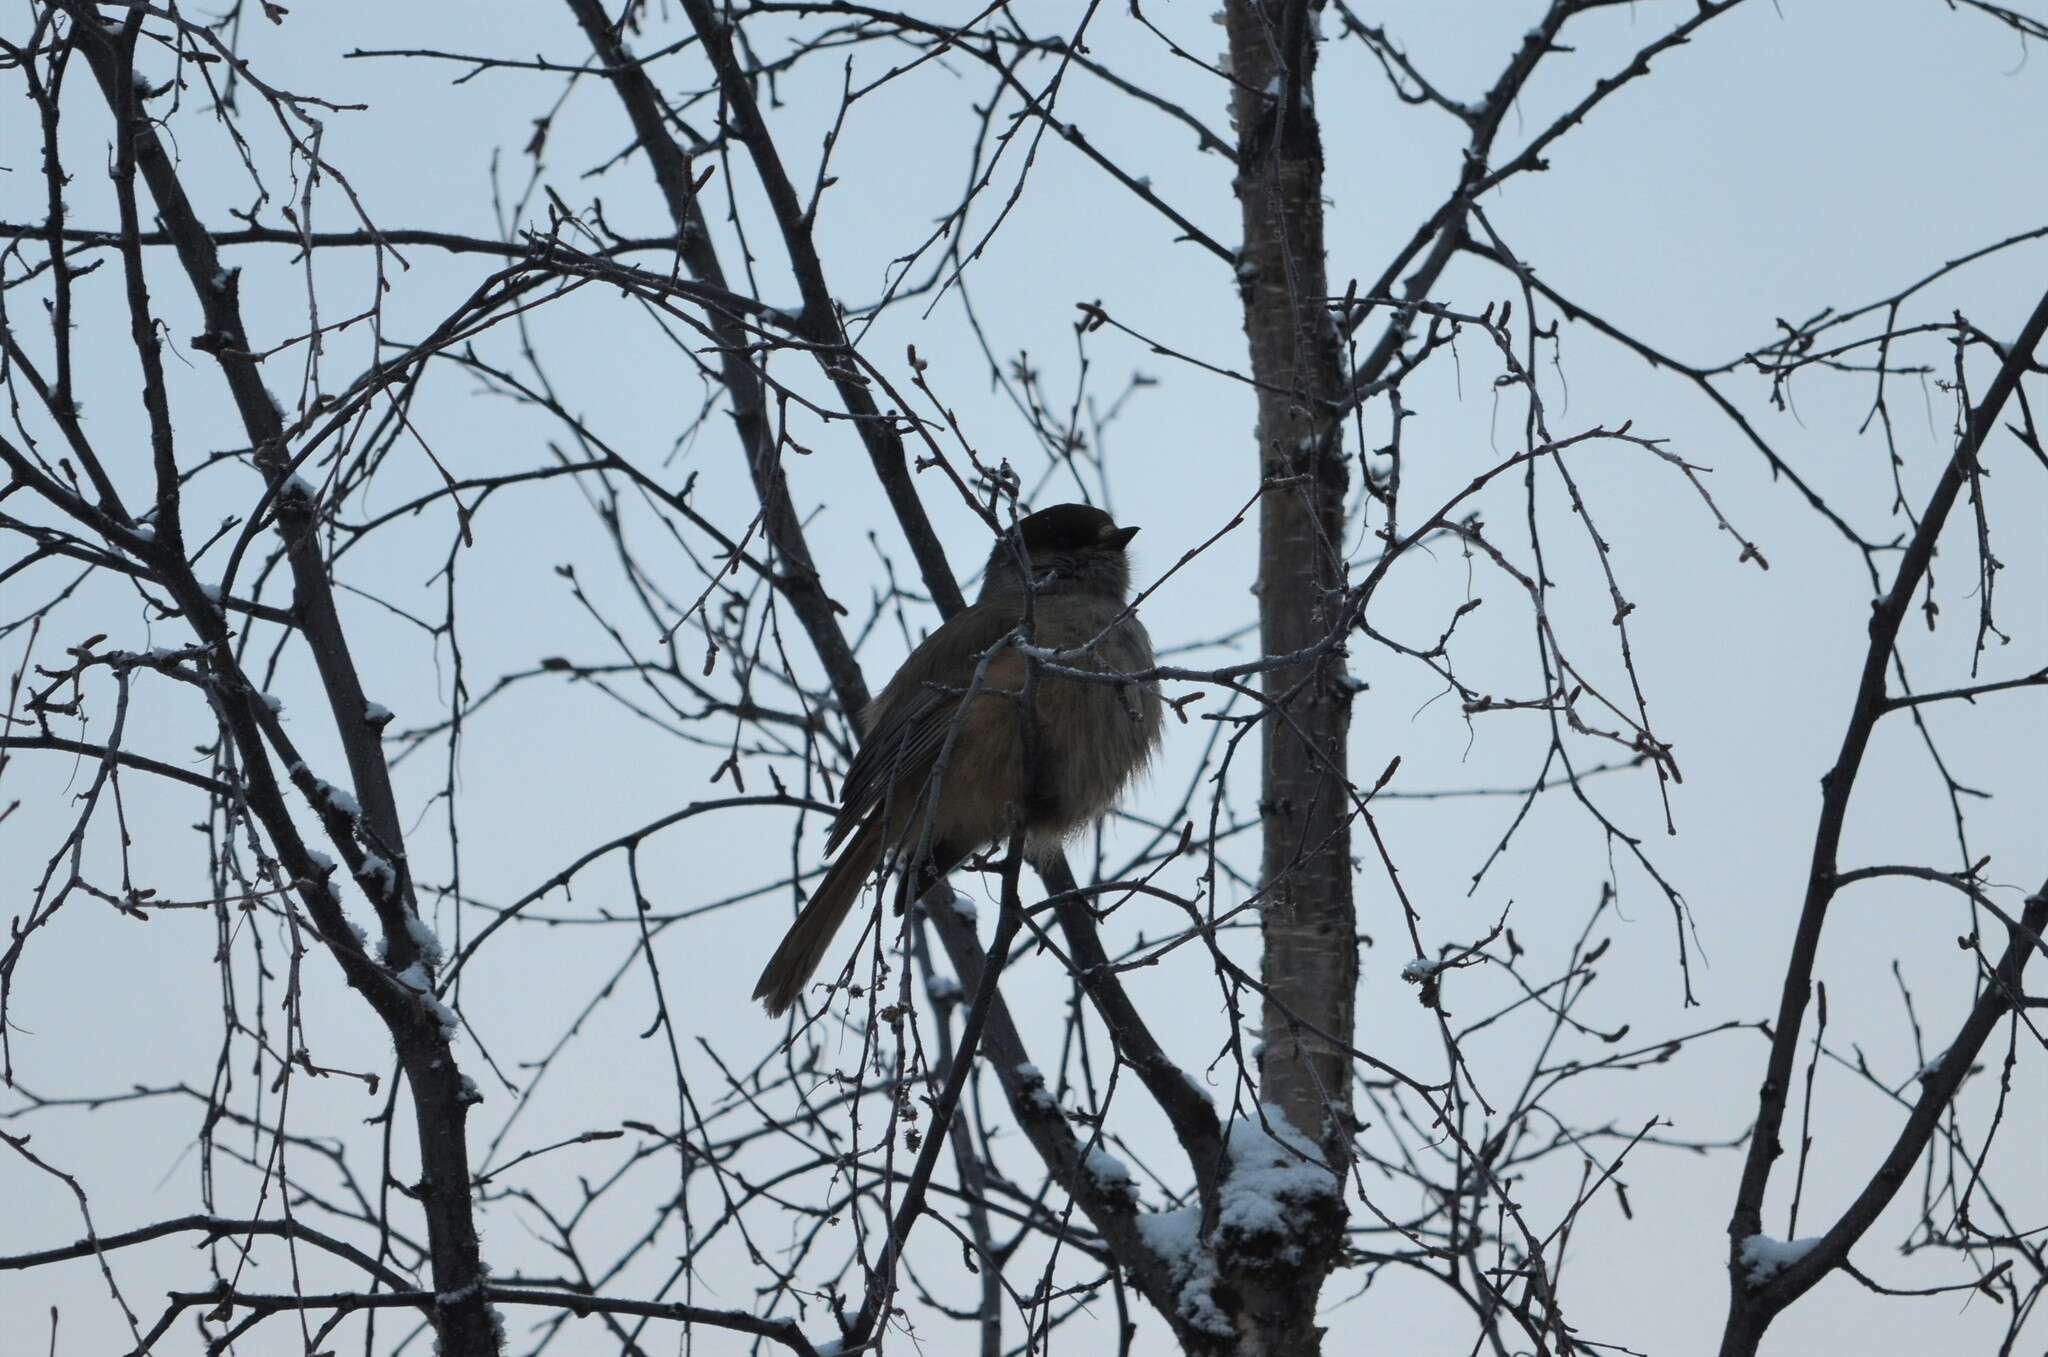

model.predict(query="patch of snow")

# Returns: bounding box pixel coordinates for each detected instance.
[1917,1047,1950,1081]
[1014,1063,1059,1115]
[258,692,284,715]
[948,890,978,923]
[359,851,397,896]
[1085,1146,1137,1203]
[1177,1065,1215,1104]
[1738,1233,1821,1284]
[199,582,223,604]
[1212,1106,1341,1262]
[131,524,154,542]
[1401,957,1441,980]
[1137,1205,1231,1337]
[363,701,395,727]
[313,779,362,820]
[304,851,346,906]
[395,961,459,1039]
[926,974,962,1001]
[458,1074,483,1106]
[406,911,445,967]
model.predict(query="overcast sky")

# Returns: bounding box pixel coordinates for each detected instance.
[6,2,2048,1354]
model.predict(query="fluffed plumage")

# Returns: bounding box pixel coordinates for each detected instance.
[753,504,1162,1015]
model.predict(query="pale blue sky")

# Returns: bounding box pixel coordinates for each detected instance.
[5,2,2048,1353]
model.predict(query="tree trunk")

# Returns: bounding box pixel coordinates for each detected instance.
[1221,2,1356,1352]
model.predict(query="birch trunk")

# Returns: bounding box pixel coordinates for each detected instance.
[1221,2,1356,1351]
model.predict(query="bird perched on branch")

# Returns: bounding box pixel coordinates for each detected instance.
[753,504,1163,1015]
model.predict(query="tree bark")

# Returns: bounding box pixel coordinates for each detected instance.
[59,10,500,1352]
[1222,3,1356,1352]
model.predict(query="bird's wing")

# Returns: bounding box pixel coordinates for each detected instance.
[827,601,1024,853]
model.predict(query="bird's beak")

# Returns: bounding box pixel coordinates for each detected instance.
[1103,524,1140,550]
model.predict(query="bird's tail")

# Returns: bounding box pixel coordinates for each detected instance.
[754,814,889,1016]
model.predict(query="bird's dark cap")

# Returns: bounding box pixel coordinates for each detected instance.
[1015,503,1137,553]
